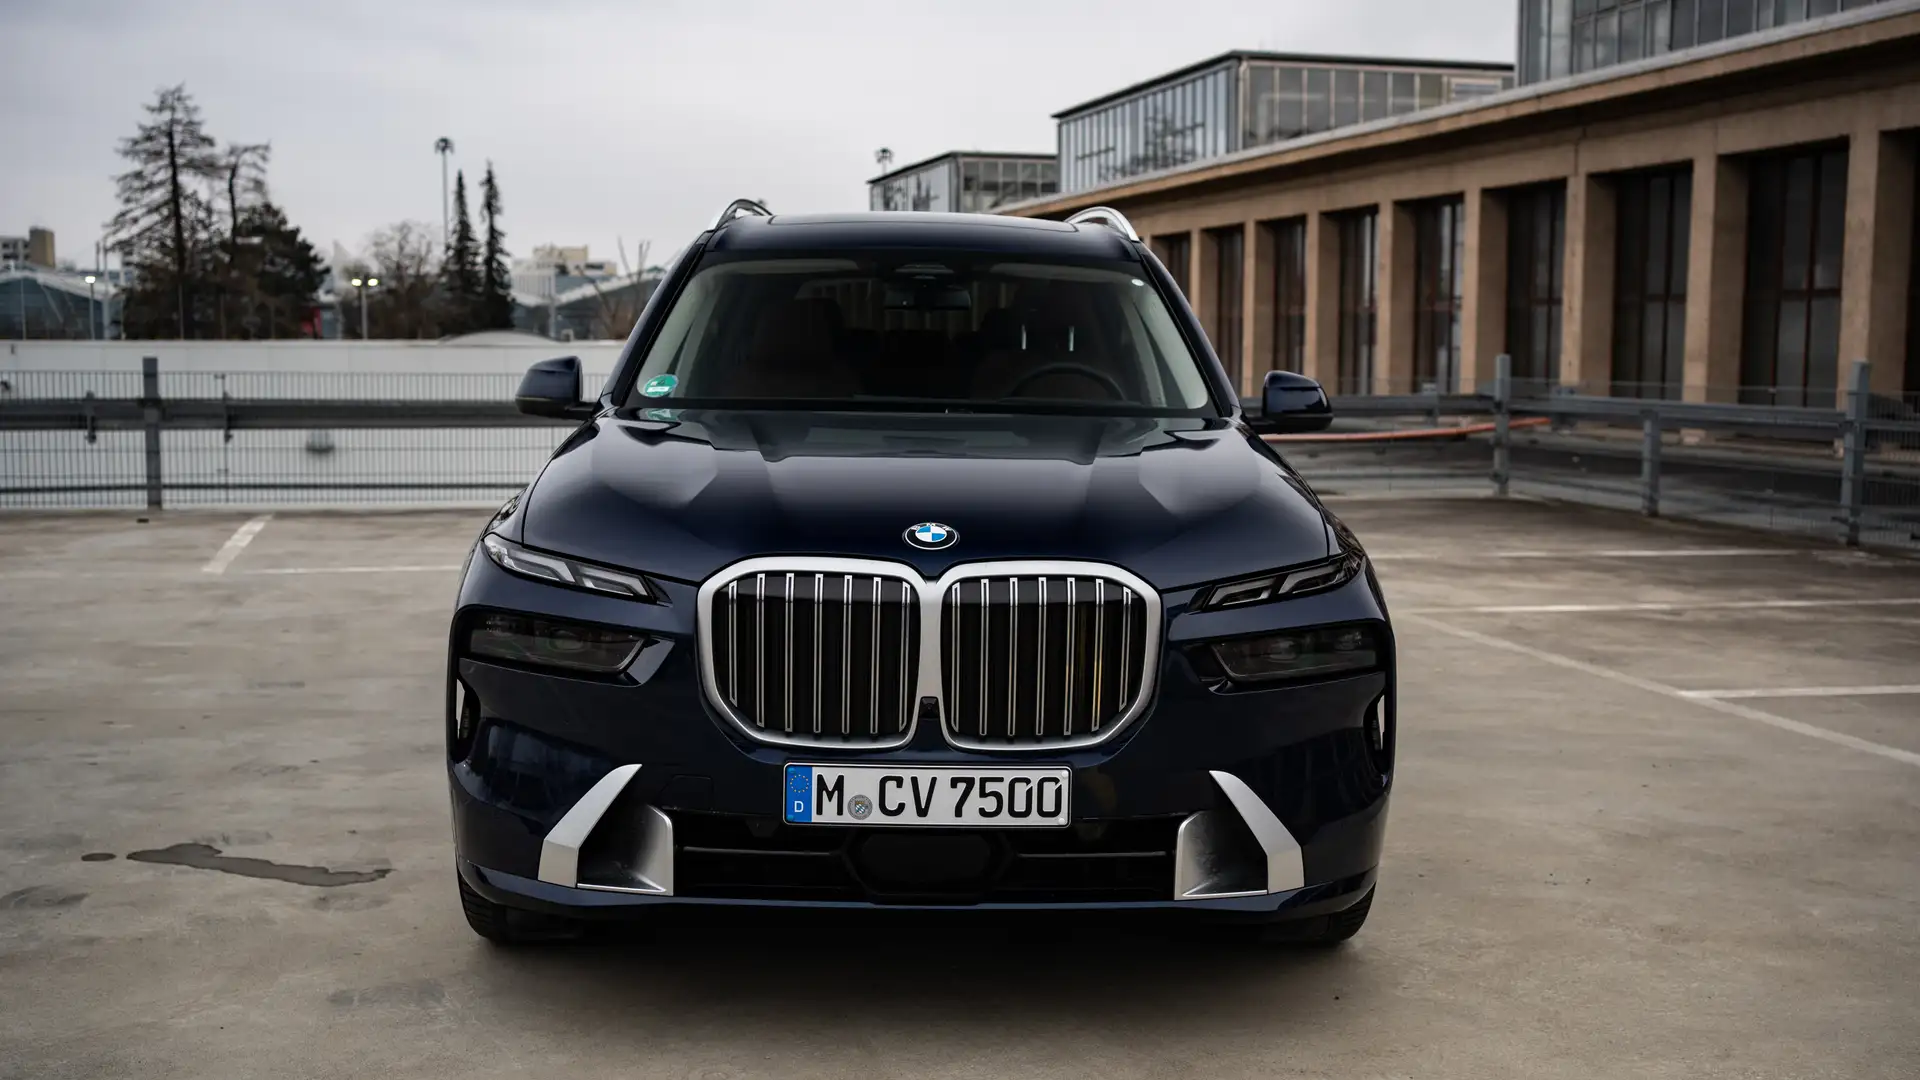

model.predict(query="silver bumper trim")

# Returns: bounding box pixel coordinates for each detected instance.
[535,764,674,896]
[1172,771,1306,900]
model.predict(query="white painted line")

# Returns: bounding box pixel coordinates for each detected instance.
[238,564,463,576]
[1373,546,1808,561]
[1404,613,1920,769]
[200,515,274,574]
[1403,597,1920,615]
[1678,685,1920,700]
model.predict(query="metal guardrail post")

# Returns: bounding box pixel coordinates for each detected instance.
[1491,354,1511,498]
[1640,409,1661,518]
[1840,358,1870,547]
[141,356,163,511]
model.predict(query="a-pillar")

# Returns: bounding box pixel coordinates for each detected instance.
[1560,173,1615,394]
[1375,201,1417,395]
[1838,127,1915,398]
[1682,153,1747,402]
[1461,186,1509,395]
[1302,212,1341,389]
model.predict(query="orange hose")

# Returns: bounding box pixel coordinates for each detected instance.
[1263,416,1550,443]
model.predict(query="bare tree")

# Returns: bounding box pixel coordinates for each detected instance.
[109,85,220,338]
[363,221,445,338]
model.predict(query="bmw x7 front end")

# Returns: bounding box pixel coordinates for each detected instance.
[447,201,1395,945]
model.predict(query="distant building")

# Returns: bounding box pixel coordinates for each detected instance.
[868,152,1061,213]
[1054,52,1514,194]
[512,267,664,341]
[0,266,120,339]
[1,227,56,268]
[1516,0,1897,84]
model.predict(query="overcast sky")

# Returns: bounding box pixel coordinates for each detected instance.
[1,0,1514,272]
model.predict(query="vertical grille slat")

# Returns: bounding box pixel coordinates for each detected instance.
[711,566,918,746]
[940,570,1151,748]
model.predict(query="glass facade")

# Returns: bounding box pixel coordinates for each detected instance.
[1742,144,1848,407]
[1337,211,1380,395]
[1505,183,1567,388]
[1267,218,1309,376]
[1413,198,1467,392]
[1613,168,1693,398]
[869,154,1058,213]
[1058,55,1514,194]
[1518,0,1890,84]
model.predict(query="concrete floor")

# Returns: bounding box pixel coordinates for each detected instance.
[2,496,1917,1079]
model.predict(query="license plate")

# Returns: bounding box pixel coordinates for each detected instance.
[783,764,1070,827]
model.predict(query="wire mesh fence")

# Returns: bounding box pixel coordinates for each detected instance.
[3,360,1918,552]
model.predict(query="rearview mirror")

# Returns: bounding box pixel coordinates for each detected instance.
[514,356,596,419]
[1250,370,1332,434]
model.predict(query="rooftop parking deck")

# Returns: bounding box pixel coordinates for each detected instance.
[2,496,1918,1079]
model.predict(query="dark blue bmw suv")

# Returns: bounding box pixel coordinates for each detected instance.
[448,201,1394,944]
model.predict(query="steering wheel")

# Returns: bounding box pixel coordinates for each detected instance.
[1003,362,1126,401]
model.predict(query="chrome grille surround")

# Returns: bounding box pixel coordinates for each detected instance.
[935,561,1161,752]
[699,557,923,749]
[697,557,1162,752]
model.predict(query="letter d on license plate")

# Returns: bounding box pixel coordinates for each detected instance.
[784,764,1070,827]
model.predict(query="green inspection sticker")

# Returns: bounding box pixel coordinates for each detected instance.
[641,374,677,398]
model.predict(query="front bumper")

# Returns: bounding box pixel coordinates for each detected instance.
[448,552,1394,916]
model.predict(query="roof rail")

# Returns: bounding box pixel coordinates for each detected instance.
[1064,206,1140,242]
[711,199,772,230]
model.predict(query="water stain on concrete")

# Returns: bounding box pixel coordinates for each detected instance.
[311,891,389,912]
[80,852,116,862]
[126,843,390,887]
[1,885,88,909]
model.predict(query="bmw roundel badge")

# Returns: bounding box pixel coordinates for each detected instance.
[904,521,957,551]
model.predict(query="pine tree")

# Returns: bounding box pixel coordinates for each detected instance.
[443,170,482,332]
[237,202,326,338]
[479,162,515,330]
[109,85,221,338]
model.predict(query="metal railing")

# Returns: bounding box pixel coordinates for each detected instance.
[3,355,1917,551]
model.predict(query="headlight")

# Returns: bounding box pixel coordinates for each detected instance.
[1211,624,1380,682]
[467,613,647,673]
[481,533,653,601]
[1198,549,1365,610]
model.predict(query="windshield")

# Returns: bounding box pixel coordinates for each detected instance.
[622,253,1216,415]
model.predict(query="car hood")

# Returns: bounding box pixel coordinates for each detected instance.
[520,410,1333,591]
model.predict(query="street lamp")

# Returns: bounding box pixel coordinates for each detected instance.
[348,277,380,339]
[84,275,97,341]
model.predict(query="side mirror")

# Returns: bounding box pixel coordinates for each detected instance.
[1250,370,1333,434]
[514,356,596,419]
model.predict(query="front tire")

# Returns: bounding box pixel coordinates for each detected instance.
[457,872,583,945]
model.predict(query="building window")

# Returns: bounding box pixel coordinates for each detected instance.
[1613,167,1692,399]
[1209,227,1246,389]
[1412,199,1466,392]
[1908,149,1920,403]
[1506,183,1567,388]
[1267,218,1308,375]
[1337,210,1380,395]
[1155,232,1192,300]
[1742,144,1848,408]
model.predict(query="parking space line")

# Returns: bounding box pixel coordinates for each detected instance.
[200,515,274,575]
[1373,546,1814,561]
[1403,597,1920,615]
[1404,614,1920,769]
[238,564,464,575]
[1678,685,1920,700]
